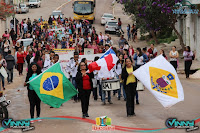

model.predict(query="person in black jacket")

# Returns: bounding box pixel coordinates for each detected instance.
[76,61,94,118]
[5,50,15,83]
[26,49,33,68]
[121,58,137,117]
[24,63,42,122]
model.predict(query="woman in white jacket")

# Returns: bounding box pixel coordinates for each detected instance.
[114,53,126,100]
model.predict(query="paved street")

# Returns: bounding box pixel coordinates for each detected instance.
[1,0,200,133]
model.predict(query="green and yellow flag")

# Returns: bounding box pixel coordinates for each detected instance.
[29,63,78,108]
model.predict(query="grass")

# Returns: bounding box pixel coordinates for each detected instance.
[146,35,178,45]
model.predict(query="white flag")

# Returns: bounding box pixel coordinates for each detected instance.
[133,55,184,108]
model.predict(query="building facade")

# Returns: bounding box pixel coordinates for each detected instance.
[176,0,200,61]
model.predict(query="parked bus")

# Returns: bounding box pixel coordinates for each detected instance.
[73,0,96,23]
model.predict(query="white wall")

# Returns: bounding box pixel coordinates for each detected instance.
[0,19,6,36]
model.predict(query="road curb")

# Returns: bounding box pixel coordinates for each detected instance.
[56,0,73,11]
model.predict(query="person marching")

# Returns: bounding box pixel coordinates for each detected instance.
[169,46,179,71]
[183,46,193,79]
[69,52,80,102]
[76,61,94,118]
[114,53,125,100]
[122,58,137,117]
[24,63,42,123]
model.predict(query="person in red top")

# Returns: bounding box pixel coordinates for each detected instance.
[17,47,25,76]
[76,62,94,118]
[147,44,157,60]
[128,45,135,58]
[2,31,10,40]
[91,41,98,54]
[45,43,50,51]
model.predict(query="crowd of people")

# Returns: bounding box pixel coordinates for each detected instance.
[0,15,195,120]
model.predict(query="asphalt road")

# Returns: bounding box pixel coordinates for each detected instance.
[2,0,200,133]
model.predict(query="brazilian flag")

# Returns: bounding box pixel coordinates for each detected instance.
[29,63,78,108]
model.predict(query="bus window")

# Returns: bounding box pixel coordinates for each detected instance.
[74,1,94,14]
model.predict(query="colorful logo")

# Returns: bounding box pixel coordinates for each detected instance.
[166,118,199,132]
[149,67,178,98]
[92,116,115,131]
[40,72,64,99]
[96,116,111,126]
[2,118,34,132]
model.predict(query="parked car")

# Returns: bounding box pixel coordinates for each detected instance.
[105,20,118,34]
[16,4,29,14]
[29,0,41,8]
[101,13,115,25]
[51,10,64,19]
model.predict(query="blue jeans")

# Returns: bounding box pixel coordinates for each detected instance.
[72,77,78,101]
[98,80,102,100]
[102,90,111,102]
[127,31,130,41]
[116,75,126,99]
[0,73,5,88]
[136,91,138,101]
[7,69,13,82]
[121,83,126,99]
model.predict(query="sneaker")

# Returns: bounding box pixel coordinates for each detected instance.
[102,101,106,105]
[30,120,34,124]
[118,97,120,100]
[136,100,139,105]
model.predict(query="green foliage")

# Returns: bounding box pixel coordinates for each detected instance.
[147,34,177,44]
[121,0,180,41]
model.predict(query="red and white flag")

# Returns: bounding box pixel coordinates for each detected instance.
[88,48,118,73]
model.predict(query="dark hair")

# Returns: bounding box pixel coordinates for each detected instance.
[124,57,133,68]
[105,44,110,48]
[173,46,176,49]
[161,49,166,58]
[54,54,59,58]
[94,56,99,61]
[78,61,88,72]
[81,58,87,63]
[8,50,11,54]
[50,51,55,54]
[116,53,124,69]
[27,62,42,77]
[74,51,79,56]
[136,47,143,57]
[186,46,191,52]
[142,47,147,52]
[34,51,42,63]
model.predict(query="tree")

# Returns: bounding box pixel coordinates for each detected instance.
[120,0,185,50]
[0,1,15,20]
